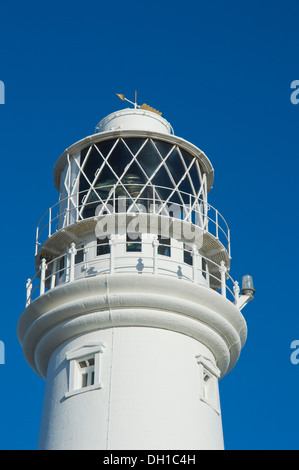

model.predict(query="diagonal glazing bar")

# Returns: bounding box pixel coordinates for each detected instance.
[71,145,96,220]
[93,141,137,205]
[124,139,177,209]
[176,147,198,198]
[154,148,199,217]
[152,143,190,216]
[120,138,167,210]
[78,139,120,217]
[103,137,150,211]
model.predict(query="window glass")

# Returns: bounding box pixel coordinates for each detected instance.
[58,256,65,278]
[152,139,173,159]
[126,233,142,252]
[183,244,192,265]
[124,137,147,156]
[158,235,171,256]
[202,258,207,278]
[78,356,95,389]
[97,237,110,256]
[105,139,135,178]
[75,245,84,264]
[137,139,163,178]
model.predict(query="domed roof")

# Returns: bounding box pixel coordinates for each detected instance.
[95,108,174,135]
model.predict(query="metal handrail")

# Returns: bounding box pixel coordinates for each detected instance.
[26,239,239,308]
[34,185,231,256]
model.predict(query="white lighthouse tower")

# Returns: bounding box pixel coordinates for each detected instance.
[18,96,254,450]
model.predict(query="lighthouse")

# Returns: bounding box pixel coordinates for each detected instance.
[18,96,254,450]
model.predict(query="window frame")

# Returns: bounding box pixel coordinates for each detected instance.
[196,355,221,414]
[157,235,171,257]
[58,255,65,279]
[75,243,85,265]
[126,232,142,252]
[65,343,105,398]
[78,356,95,388]
[183,243,193,265]
[96,237,110,256]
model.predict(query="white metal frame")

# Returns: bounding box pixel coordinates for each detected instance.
[57,137,209,226]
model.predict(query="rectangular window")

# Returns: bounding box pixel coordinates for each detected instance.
[158,235,171,257]
[126,233,142,252]
[65,343,105,398]
[58,255,65,278]
[202,371,213,400]
[75,244,84,264]
[79,356,95,388]
[97,237,110,256]
[183,243,192,265]
[82,373,88,388]
[202,258,207,278]
[196,355,221,414]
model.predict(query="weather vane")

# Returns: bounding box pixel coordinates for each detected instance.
[116,91,162,116]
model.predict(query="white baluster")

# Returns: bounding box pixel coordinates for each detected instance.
[40,258,47,295]
[219,260,227,297]
[191,245,199,283]
[68,243,77,282]
[48,207,52,238]
[109,236,116,274]
[26,278,32,307]
[152,236,159,275]
[233,280,240,305]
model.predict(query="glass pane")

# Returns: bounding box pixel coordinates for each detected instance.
[80,146,89,164]
[158,236,171,257]
[75,246,84,264]
[180,149,201,193]
[97,237,110,256]
[58,256,65,278]
[187,159,201,193]
[93,164,117,196]
[106,139,134,178]
[137,139,163,178]
[164,147,186,185]
[121,161,147,196]
[152,165,173,193]
[124,137,147,156]
[183,244,192,265]
[82,373,88,388]
[81,146,103,186]
[126,233,142,252]
[96,139,116,158]
[202,258,207,279]
[79,361,87,368]
[152,139,173,159]
[81,164,117,219]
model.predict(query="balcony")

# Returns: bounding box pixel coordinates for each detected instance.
[34,185,231,258]
[26,237,240,308]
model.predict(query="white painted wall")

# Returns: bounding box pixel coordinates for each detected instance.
[38,327,224,450]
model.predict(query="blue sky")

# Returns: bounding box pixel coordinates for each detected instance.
[0,0,299,450]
